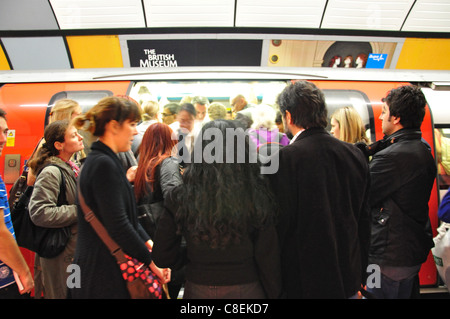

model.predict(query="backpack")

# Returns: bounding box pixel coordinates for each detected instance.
[11,164,72,258]
[8,167,28,209]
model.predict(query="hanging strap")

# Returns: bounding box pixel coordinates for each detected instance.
[77,180,127,264]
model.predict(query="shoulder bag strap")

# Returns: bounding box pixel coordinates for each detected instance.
[77,180,127,264]
[38,164,67,205]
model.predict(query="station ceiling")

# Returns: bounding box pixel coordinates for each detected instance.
[0,0,449,71]
[1,0,449,34]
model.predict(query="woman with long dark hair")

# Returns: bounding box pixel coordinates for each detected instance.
[153,119,282,299]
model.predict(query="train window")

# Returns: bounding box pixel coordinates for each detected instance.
[49,90,113,113]
[129,81,288,109]
[435,128,450,192]
[322,89,375,143]
[129,83,374,141]
[46,90,113,126]
[423,88,450,193]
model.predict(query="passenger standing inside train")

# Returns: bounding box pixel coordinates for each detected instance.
[230,94,256,114]
[247,104,290,151]
[153,119,282,299]
[330,106,370,144]
[365,85,436,299]
[270,81,371,298]
[191,96,209,124]
[161,102,180,126]
[131,100,160,157]
[176,103,198,168]
[27,120,83,299]
[207,102,227,121]
[134,122,183,298]
[69,96,169,299]
[0,109,34,298]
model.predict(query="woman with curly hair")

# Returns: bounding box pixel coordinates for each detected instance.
[153,119,282,299]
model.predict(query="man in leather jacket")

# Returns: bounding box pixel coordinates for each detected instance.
[365,85,436,299]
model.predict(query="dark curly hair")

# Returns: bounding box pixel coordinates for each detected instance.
[383,85,427,129]
[174,119,277,249]
[276,81,328,129]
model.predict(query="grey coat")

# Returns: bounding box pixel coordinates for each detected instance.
[29,157,78,229]
[28,156,78,298]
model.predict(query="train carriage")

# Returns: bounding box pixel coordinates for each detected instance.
[1,67,449,294]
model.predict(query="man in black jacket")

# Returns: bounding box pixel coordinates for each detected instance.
[366,85,436,299]
[269,81,371,298]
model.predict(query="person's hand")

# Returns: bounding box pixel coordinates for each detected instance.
[17,270,34,295]
[126,165,138,183]
[150,262,171,284]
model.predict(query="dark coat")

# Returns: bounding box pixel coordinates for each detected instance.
[269,127,370,298]
[137,156,182,239]
[368,129,436,267]
[69,141,151,299]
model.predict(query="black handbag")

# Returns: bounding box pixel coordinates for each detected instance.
[137,201,164,239]
[8,137,43,208]
[11,164,72,258]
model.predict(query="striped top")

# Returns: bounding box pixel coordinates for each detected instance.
[0,175,15,289]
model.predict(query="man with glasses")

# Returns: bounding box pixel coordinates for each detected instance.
[161,102,180,126]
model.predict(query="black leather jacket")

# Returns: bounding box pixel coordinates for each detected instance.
[368,129,436,267]
[137,157,182,239]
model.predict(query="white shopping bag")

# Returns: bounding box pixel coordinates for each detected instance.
[432,222,450,291]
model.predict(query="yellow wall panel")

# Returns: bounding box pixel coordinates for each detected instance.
[66,35,123,68]
[0,45,11,70]
[396,38,450,70]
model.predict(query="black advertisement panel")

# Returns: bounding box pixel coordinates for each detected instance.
[127,39,262,67]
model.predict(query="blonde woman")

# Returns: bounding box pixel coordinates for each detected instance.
[132,100,160,156]
[330,106,370,144]
[49,99,82,123]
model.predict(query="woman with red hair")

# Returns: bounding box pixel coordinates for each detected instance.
[134,122,183,298]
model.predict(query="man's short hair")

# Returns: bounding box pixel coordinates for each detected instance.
[276,81,327,129]
[192,96,209,106]
[163,102,180,115]
[0,108,7,120]
[383,85,426,129]
[179,103,197,117]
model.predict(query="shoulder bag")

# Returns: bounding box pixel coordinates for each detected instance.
[11,164,72,258]
[77,182,163,299]
[8,137,43,208]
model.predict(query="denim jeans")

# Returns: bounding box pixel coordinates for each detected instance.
[366,272,420,299]
[183,281,266,299]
